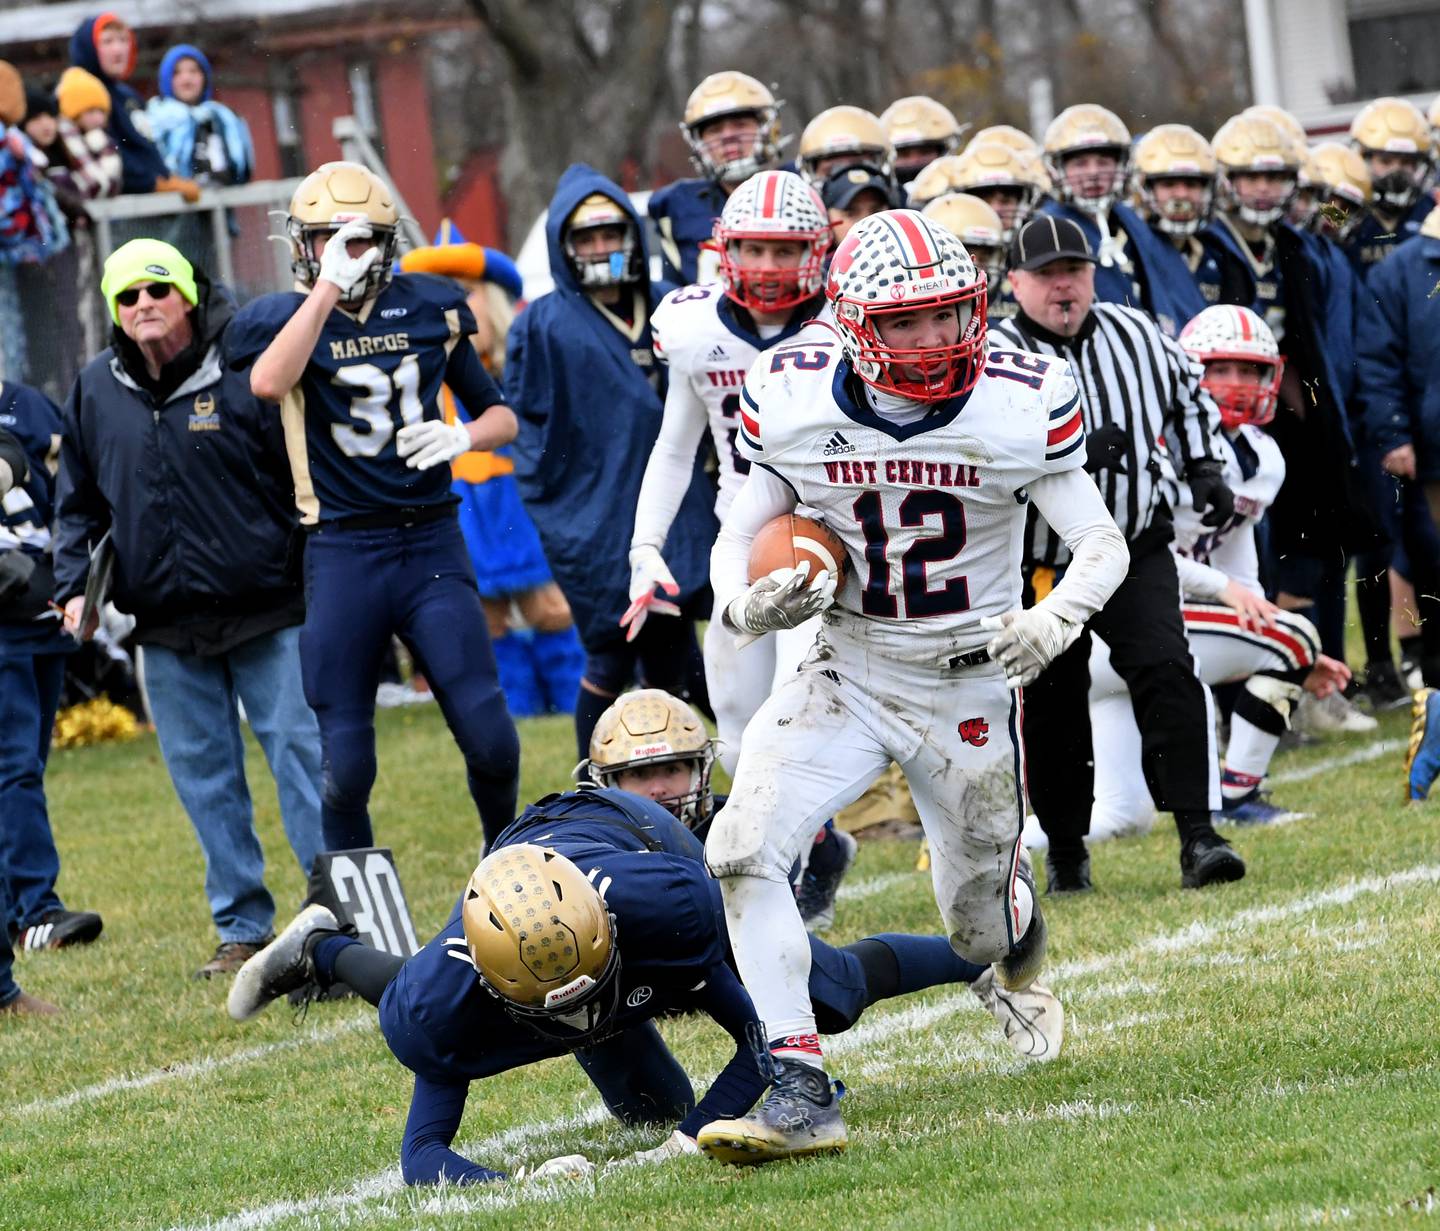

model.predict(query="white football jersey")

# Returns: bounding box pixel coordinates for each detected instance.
[651,283,824,519]
[737,318,1087,654]
[1174,423,1284,595]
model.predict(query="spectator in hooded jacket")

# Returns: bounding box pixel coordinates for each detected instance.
[68,12,197,201]
[53,67,122,203]
[147,45,253,186]
[54,238,323,980]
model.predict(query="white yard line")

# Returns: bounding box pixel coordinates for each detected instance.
[836,870,916,901]
[17,1012,373,1118]
[161,860,1440,1231]
[1269,737,1402,785]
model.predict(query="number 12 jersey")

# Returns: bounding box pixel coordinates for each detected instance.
[735,318,1087,655]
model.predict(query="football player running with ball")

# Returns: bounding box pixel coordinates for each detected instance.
[698,209,1129,1164]
[231,163,521,852]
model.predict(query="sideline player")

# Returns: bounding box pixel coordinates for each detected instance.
[1081,307,1350,839]
[227,777,1061,1184]
[697,210,1128,1162]
[231,162,521,850]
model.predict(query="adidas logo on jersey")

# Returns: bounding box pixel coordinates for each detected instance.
[706,344,728,362]
[822,431,856,456]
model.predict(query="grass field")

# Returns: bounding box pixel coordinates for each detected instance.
[4,698,1437,1231]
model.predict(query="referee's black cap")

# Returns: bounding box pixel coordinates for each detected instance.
[1010,215,1098,271]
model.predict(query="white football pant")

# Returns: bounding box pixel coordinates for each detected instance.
[703,616,819,774]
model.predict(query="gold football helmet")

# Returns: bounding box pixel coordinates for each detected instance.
[1350,96,1433,212]
[921,192,1005,287]
[582,689,716,830]
[682,70,783,185]
[967,123,1041,159]
[880,95,964,181]
[563,192,642,288]
[1213,114,1299,227]
[287,161,399,299]
[797,105,894,183]
[463,844,621,1041]
[1243,104,1309,162]
[1297,142,1372,238]
[1043,103,1132,214]
[927,141,1044,241]
[1133,124,1216,236]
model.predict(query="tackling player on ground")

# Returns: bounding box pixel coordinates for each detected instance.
[696,209,1128,1163]
[230,162,521,851]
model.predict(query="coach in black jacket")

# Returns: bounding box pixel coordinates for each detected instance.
[53,238,324,980]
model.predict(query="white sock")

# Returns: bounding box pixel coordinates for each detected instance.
[717,873,820,1062]
[1223,714,1280,800]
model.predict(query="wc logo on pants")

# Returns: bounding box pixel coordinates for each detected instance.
[958,717,990,747]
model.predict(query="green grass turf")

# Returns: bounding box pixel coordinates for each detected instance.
[3,700,1435,1231]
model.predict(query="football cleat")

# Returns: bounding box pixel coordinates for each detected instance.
[1218,792,1306,826]
[970,966,1064,1062]
[996,857,1047,991]
[15,908,103,952]
[227,904,338,1019]
[1180,831,1246,889]
[1044,847,1093,894]
[697,1058,847,1165]
[796,828,858,932]
[1293,690,1378,736]
[1405,688,1440,802]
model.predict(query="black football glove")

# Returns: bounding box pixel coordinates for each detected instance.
[1084,424,1129,473]
[1186,462,1235,528]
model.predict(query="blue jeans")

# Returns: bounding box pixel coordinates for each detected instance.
[0,651,67,930]
[143,625,324,943]
[0,819,18,1007]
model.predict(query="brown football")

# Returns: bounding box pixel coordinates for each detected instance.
[747,514,851,585]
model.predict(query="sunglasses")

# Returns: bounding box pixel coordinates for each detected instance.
[115,282,174,308]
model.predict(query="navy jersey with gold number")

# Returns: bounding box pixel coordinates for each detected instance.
[228,273,504,525]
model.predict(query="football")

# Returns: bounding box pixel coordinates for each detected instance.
[747,513,851,585]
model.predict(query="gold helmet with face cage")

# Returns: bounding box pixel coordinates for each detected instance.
[681,70,783,185]
[880,96,964,157]
[582,689,716,830]
[462,844,621,1042]
[1133,124,1216,235]
[798,105,894,183]
[287,161,399,299]
[1043,103,1132,214]
[1349,97,1433,213]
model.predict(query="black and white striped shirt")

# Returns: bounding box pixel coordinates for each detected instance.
[991,303,1221,558]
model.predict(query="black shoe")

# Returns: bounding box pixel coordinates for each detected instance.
[16,908,104,952]
[1362,660,1412,712]
[1180,831,1246,889]
[697,1057,847,1164]
[1044,848,1092,895]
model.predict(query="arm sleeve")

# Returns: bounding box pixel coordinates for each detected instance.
[710,465,799,618]
[677,962,769,1138]
[52,384,110,603]
[443,334,505,421]
[1027,468,1129,626]
[1355,259,1413,456]
[1163,331,1221,472]
[399,1074,506,1187]
[1172,551,1229,601]
[631,375,710,552]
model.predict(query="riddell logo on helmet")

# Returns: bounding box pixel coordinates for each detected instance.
[544,975,597,1009]
[632,742,674,758]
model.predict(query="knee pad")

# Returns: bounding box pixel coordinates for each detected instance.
[940,863,1014,966]
[1237,674,1304,734]
[704,805,791,881]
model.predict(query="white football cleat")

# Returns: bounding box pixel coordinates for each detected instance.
[970,966,1064,1062]
[227,903,338,1022]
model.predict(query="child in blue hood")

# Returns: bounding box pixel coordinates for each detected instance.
[147,44,254,185]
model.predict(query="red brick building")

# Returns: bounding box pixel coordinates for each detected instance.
[0,0,508,247]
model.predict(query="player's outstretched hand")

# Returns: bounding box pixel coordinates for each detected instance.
[620,545,681,642]
[396,420,471,470]
[318,219,379,298]
[612,1129,700,1168]
[1218,578,1280,633]
[982,607,1082,689]
[515,1153,595,1182]
[725,563,835,641]
[1304,654,1352,699]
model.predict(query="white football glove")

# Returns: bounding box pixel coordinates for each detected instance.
[516,1153,595,1182]
[612,1129,700,1168]
[395,419,471,471]
[725,564,836,640]
[317,219,379,298]
[619,544,681,642]
[981,607,1082,689]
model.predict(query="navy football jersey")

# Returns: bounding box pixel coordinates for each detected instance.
[228,273,503,525]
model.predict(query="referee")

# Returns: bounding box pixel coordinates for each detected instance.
[992,216,1242,893]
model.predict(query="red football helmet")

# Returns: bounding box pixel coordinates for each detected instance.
[1179,304,1285,430]
[826,208,988,403]
[713,170,832,313]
